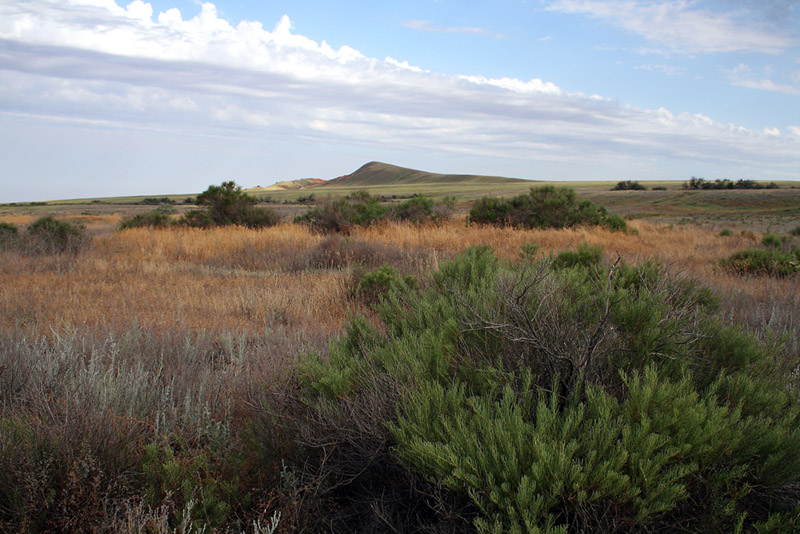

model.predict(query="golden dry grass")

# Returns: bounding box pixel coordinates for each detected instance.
[1,220,796,348]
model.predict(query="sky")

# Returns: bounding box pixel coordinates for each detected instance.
[1,0,799,202]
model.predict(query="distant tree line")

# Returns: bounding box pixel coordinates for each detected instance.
[684,177,778,190]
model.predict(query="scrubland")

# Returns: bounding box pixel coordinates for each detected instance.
[1,214,799,532]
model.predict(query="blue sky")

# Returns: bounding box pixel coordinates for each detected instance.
[1,0,799,201]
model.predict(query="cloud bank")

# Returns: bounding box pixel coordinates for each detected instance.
[0,0,798,200]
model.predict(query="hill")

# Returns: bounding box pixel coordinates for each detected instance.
[247,178,326,192]
[321,161,531,187]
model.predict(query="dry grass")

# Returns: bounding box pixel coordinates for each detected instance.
[1,220,794,342]
[0,218,796,531]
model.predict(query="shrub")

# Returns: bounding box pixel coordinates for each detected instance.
[553,243,602,268]
[719,228,733,237]
[652,186,667,191]
[720,248,800,277]
[685,177,779,190]
[469,186,627,232]
[119,210,172,230]
[25,216,87,254]
[393,195,435,223]
[355,264,416,305]
[298,246,800,532]
[187,181,280,228]
[392,195,455,224]
[179,209,214,229]
[0,222,19,249]
[296,194,387,233]
[613,180,647,191]
[790,225,800,237]
[762,233,786,249]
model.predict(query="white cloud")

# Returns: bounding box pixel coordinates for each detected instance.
[0,0,798,194]
[547,0,797,54]
[731,78,800,95]
[402,19,497,37]
[635,64,684,76]
[789,125,800,137]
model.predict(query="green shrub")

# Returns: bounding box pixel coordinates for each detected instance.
[119,210,172,230]
[185,181,280,228]
[25,216,87,254]
[179,209,214,228]
[392,195,455,224]
[355,264,416,305]
[790,225,800,237]
[613,180,647,191]
[298,246,800,532]
[553,243,602,268]
[296,193,388,233]
[469,186,627,232]
[719,228,733,237]
[0,222,19,249]
[720,248,800,277]
[762,233,786,249]
[143,436,248,531]
[393,195,434,223]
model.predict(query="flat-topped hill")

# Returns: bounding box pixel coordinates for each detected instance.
[321,161,531,187]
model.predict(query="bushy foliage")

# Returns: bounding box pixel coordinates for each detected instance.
[392,195,456,224]
[0,221,19,249]
[762,232,786,249]
[295,193,388,233]
[299,246,800,532]
[24,216,88,254]
[119,209,172,230]
[181,181,280,228]
[720,247,800,277]
[685,177,779,190]
[469,186,627,232]
[613,180,647,191]
[355,264,417,305]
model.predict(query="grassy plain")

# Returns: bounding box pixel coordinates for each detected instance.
[1,181,799,531]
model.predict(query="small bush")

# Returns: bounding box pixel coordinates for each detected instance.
[469,186,627,232]
[613,180,647,191]
[179,210,214,229]
[355,264,417,305]
[0,222,19,249]
[720,248,800,277]
[296,194,388,233]
[25,216,88,254]
[790,225,800,237]
[652,186,667,191]
[762,232,786,249]
[719,228,733,237]
[553,243,602,268]
[119,210,172,230]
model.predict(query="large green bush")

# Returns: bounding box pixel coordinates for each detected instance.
[298,246,800,532]
[469,186,627,232]
[180,181,280,228]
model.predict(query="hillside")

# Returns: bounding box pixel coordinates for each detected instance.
[321,161,531,187]
[247,178,326,192]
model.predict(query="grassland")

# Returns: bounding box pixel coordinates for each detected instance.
[1,175,799,532]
